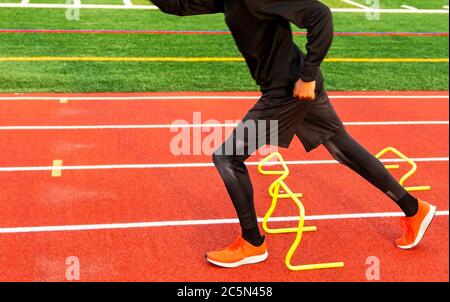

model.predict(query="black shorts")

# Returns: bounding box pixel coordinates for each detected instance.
[239,88,344,152]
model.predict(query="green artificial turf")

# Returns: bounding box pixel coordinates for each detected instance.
[0,7,448,32]
[0,3,447,92]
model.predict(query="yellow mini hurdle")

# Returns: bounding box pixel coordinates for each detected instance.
[258,152,344,271]
[375,147,431,192]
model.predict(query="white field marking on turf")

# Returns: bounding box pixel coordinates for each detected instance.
[0,4,448,13]
[0,211,448,234]
[341,0,370,9]
[0,4,158,9]
[0,121,448,131]
[0,95,448,101]
[0,157,447,172]
[401,5,418,10]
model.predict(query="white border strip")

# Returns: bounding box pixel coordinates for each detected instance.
[0,121,448,130]
[401,5,418,11]
[0,157,447,172]
[0,4,158,9]
[341,0,369,9]
[0,95,448,101]
[0,210,448,234]
[0,4,448,13]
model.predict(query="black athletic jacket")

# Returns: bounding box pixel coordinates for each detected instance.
[152,0,333,92]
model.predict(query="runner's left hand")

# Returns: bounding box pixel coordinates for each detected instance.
[293,79,316,101]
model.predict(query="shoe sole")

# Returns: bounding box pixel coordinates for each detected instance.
[206,251,269,268]
[397,205,437,250]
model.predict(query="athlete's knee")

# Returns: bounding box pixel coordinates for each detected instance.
[212,152,224,167]
[212,151,233,170]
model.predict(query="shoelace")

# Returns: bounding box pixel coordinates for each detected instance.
[228,237,246,253]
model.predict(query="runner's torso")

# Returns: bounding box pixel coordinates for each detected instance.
[152,0,330,93]
[223,0,307,92]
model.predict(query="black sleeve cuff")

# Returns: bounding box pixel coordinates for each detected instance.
[300,64,320,82]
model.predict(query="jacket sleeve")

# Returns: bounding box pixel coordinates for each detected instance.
[259,0,334,82]
[152,0,224,16]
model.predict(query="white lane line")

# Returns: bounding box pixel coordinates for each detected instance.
[0,121,448,131]
[343,121,449,126]
[0,4,448,13]
[0,95,447,101]
[0,211,447,234]
[0,157,447,172]
[401,5,418,10]
[341,0,370,9]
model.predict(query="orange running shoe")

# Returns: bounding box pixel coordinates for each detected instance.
[206,236,268,268]
[396,200,436,250]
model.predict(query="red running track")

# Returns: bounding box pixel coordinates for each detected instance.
[0,91,448,281]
